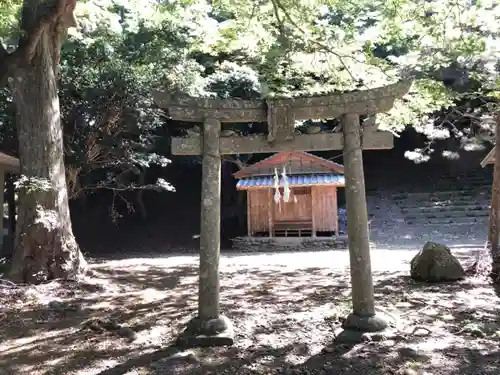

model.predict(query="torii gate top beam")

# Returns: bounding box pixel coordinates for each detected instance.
[152,80,411,123]
[152,80,412,155]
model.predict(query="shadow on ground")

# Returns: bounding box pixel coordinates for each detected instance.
[1,249,499,375]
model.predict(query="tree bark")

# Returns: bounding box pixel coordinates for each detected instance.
[490,112,500,281]
[8,0,86,283]
[6,173,17,256]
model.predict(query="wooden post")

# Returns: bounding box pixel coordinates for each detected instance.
[0,171,5,254]
[268,189,273,237]
[333,187,339,236]
[199,117,222,321]
[311,187,316,237]
[341,113,387,332]
[247,192,252,236]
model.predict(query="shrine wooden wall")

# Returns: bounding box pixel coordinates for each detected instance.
[311,186,338,233]
[246,186,339,235]
[247,190,270,234]
[273,187,313,223]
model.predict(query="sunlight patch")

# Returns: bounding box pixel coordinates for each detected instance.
[72,359,123,375]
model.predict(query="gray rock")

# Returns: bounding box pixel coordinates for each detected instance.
[323,364,333,372]
[178,315,235,348]
[305,125,322,134]
[370,332,387,342]
[101,318,121,331]
[48,300,65,312]
[342,313,388,332]
[203,316,231,335]
[118,327,137,341]
[410,242,465,282]
[322,346,335,353]
[398,346,429,360]
[468,327,485,338]
[333,329,365,344]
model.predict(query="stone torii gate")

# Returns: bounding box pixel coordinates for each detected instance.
[153,80,411,347]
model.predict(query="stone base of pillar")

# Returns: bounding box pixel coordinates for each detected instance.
[341,313,388,332]
[176,315,234,348]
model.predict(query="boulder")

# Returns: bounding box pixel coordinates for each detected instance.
[410,242,465,282]
[306,125,322,134]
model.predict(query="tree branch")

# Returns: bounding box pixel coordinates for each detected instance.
[270,0,358,83]
[222,155,247,170]
[269,0,392,87]
[0,0,75,88]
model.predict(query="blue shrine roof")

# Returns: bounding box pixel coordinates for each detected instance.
[236,173,345,189]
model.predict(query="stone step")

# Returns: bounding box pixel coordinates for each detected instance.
[398,200,490,210]
[438,174,491,181]
[402,202,490,211]
[438,173,490,178]
[392,181,489,189]
[405,216,488,225]
[439,170,490,176]
[438,176,490,181]
[395,186,490,195]
[392,181,491,191]
[392,189,490,201]
[435,185,491,193]
[435,184,491,191]
[401,204,490,215]
[395,197,490,207]
[415,223,488,230]
[404,210,489,220]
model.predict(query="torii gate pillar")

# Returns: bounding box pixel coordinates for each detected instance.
[341,113,387,331]
[199,118,222,321]
[179,117,235,348]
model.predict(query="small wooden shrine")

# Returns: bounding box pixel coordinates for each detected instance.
[234,151,345,237]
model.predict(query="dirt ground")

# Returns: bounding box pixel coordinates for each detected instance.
[1,246,500,375]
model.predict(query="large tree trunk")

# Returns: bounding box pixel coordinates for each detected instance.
[6,173,17,256]
[490,112,500,281]
[8,0,86,283]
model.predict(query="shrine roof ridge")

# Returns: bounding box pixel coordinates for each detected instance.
[233,151,345,179]
[236,173,345,189]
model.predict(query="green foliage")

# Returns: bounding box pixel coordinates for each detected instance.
[0,0,20,40]
[0,0,500,219]
[214,0,500,160]
[14,176,52,193]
